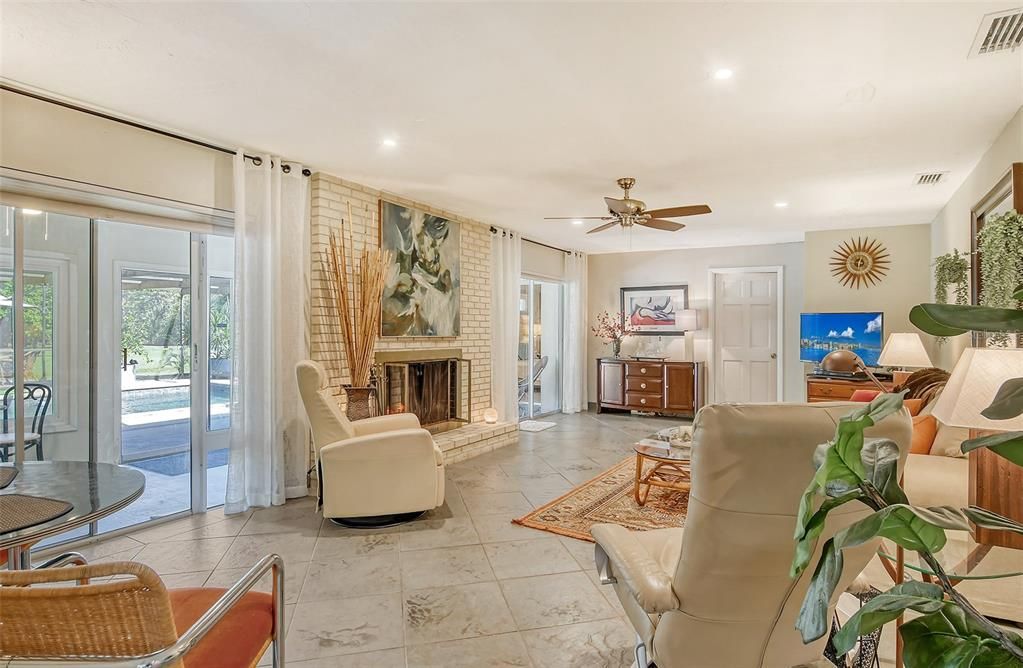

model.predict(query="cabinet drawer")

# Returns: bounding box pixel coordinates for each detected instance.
[806,382,856,400]
[625,392,663,409]
[626,377,662,392]
[625,363,663,378]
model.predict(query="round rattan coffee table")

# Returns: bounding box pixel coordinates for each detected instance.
[633,444,692,506]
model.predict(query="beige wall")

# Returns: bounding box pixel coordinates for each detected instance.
[309,172,492,424]
[929,107,1023,369]
[803,224,933,365]
[0,89,233,211]
[587,242,805,403]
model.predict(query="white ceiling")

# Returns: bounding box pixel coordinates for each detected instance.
[2,2,1021,252]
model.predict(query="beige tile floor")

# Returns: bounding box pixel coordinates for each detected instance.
[55,410,684,667]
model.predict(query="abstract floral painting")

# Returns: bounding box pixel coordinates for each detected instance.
[379,200,460,336]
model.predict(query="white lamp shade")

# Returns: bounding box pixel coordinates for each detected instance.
[931,348,1023,430]
[678,309,699,331]
[877,333,932,368]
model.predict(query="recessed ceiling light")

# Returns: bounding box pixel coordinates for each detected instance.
[381,137,398,149]
[572,219,584,225]
[713,68,734,81]
[21,209,42,215]
[774,201,789,208]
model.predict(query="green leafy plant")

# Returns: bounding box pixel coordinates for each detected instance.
[794,286,1023,666]
[932,250,970,344]
[977,211,1023,346]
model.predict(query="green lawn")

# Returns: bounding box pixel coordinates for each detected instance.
[130,345,191,378]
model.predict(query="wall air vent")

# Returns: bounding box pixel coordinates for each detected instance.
[970,8,1023,56]
[915,172,948,186]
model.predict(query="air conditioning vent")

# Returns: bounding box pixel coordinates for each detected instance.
[915,172,948,186]
[970,8,1023,56]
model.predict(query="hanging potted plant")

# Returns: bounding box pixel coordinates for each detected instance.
[321,204,392,420]
[932,249,969,344]
[592,310,634,358]
[977,211,1023,346]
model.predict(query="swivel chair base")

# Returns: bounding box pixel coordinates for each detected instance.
[329,510,426,529]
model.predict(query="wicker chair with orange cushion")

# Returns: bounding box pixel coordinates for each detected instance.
[0,555,283,667]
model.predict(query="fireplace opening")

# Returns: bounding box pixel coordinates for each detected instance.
[377,353,470,432]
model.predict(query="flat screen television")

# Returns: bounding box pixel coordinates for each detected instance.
[800,312,884,368]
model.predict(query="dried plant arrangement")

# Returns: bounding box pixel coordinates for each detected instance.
[320,202,391,389]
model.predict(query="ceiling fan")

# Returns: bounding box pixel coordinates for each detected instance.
[545,177,712,234]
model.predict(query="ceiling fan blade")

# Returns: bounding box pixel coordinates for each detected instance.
[604,197,630,215]
[587,221,619,234]
[638,218,685,232]
[642,204,712,218]
[543,216,613,220]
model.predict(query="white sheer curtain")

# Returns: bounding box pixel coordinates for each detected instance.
[561,251,588,413]
[225,151,310,513]
[490,228,522,423]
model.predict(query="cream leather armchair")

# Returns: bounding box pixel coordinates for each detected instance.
[296,360,445,527]
[592,402,912,668]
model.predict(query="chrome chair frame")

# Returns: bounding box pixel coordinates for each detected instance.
[2,553,285,668]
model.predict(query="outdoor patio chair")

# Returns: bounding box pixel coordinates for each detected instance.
[0,382,51,462]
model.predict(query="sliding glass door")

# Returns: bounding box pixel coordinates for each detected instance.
[1,202,234,539]
[518,277,563,419]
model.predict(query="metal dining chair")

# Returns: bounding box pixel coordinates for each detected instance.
[0,555,285,667]
[0,383,51,462]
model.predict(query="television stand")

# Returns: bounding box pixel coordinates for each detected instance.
[806,374,895,402]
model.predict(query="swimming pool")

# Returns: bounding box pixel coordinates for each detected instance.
[121,384,231,414]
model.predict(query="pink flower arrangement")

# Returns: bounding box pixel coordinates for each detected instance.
[591,310,635,346]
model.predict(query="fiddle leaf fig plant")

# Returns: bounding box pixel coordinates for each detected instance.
[909,284,1023,465]
[793,288,1023,666]
[792,391,1023,666]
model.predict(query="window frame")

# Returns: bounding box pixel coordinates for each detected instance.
[0,249,77,433]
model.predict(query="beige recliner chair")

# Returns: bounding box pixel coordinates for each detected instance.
[592,402,912,668]
[296,360,445,527]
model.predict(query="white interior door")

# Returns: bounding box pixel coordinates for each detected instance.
[713,271,779,403]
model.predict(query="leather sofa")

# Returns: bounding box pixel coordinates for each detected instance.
[296,360,445,526]
[592,402,912,668]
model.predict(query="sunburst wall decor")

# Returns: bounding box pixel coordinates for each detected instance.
[830,237,890,289]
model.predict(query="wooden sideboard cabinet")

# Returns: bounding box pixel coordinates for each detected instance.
[805,375,894,402]
[597,358,703,418]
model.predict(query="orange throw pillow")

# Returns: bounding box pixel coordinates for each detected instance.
[849,389,880,402]
[910,414,938,455]
[903,398,923,416]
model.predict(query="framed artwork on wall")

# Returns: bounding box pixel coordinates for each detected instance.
[379,199,461,337]
[620,284,689,336]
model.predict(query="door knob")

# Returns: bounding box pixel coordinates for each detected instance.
[770,353,777,359]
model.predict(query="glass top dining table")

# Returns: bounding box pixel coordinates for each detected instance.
[0,461,146,568]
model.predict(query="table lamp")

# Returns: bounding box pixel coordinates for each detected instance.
[678,309,699,360]
[878,332,933,385]
[931,347,1023,549]
[820,349,888,392]
[677,309,699,332]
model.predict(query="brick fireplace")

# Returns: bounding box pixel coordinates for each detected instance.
[376,349,470,433]
[308,172,517,463]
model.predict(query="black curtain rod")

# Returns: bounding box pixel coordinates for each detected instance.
[489,226,574,255]
[2,84,311,177]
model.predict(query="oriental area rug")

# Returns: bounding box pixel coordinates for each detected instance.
[512,456,689,542]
